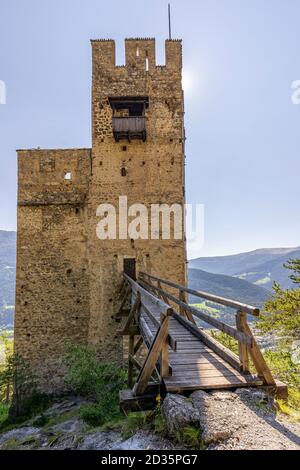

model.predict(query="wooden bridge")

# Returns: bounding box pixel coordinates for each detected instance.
[117,272,287,411]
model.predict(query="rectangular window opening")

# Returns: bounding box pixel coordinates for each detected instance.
[64,171,72,180]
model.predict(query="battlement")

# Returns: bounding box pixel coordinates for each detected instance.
[91,38,182,71]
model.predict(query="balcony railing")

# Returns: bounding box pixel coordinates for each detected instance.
[112,116,146,142]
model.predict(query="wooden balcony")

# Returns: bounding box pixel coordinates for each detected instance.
[112,116,146,142]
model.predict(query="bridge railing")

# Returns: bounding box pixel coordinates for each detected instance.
[118,273,176,395]
[139,272,276,386]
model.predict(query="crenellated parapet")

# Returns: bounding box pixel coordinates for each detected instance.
[90,38,182,72]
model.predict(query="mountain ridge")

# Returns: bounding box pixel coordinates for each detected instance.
[189,246,300,290]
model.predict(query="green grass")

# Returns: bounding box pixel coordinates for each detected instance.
[173,425,205,450]
[121,412,149,440]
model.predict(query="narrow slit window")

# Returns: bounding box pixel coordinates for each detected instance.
[136,47,140,57]
[145,56,149,72]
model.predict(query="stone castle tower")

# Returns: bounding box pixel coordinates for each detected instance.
[14,38,187,392]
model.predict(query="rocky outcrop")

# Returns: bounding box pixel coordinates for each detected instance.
[161,393,199,433]
[162,388,300,450]
[1,391,300,450]
[0,398,183,451]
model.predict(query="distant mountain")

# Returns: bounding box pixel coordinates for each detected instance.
[188,268,271,308]
[189,247,300,290]
[0,230,16,329]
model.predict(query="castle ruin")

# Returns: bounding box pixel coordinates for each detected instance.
[14,38,187,392]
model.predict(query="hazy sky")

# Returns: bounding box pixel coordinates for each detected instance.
[0,0,299,257]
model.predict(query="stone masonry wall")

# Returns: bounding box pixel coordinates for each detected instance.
[15,149,91,393]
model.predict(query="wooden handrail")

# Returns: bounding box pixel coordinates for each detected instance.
[124,273,177,352]
[139,272,276,386]
[124,273,170,314]
[140,272,260,316]
[122,272,277,397]
[139,278,253,346]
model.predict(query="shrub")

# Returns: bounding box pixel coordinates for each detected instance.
[64,344,127,427]
[121,412,149,439]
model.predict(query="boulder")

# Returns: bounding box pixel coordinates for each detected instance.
[161,393,199,434]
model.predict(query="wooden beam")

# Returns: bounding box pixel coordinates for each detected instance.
[133,336,144,355]
[157,280,171,305]
[236,311,250,373]
[117,325,139,336]
[128,335,135,388]
[129,354,142,371]
[139,316,154,347]
[160,314,170,378]
[124,273,170,316]
[133,315,170,396]
[121,293,141,335]
[118,279,127,299]
[140,272,260,316]
[179,289,196,324]
[239,317,276,385]
[119,384,161,413]
[140,304,177,352]
[140,279,252,346]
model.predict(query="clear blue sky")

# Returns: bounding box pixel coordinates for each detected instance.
[0,0,299,257]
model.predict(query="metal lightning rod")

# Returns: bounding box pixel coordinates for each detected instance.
[168,3,172,40]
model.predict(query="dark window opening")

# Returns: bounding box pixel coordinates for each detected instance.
[123,258,136,280]
[121,167,127,177]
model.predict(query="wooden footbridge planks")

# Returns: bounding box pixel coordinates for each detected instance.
[139,301,262,393]
[118,272,287,410]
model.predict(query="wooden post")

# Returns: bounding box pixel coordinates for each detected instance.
[236,310,250,373]
[237,312,276,385]
[160,313,170,378]
[128,335,135,388]
[133,310,172,396]
[121,292,141,335]
[133,336,144,356]
[179,289,186,316]
[157,280,170,305]
[179,289,196,324]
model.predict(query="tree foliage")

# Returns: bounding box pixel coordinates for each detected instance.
[258,259,300,338]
